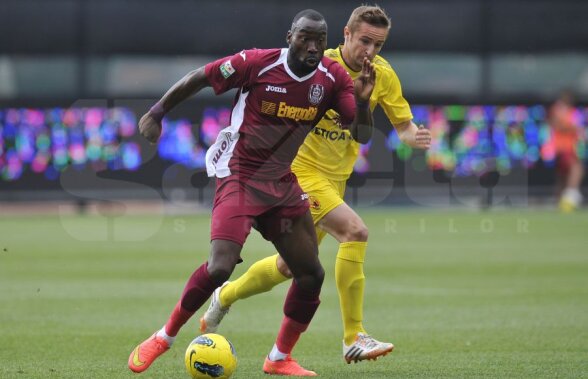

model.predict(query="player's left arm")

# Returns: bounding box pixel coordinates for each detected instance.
[378,66,431,149]
[396,120,431,149]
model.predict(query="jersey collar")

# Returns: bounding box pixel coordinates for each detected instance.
[281,48,318,82]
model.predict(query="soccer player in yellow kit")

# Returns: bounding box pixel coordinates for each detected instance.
[201,5,432,368]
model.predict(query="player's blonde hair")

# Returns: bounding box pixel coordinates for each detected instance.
[346,5,391,32]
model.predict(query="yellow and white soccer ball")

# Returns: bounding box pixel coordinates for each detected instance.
[185,333,237,379]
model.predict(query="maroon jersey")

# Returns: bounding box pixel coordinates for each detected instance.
[204,48,356,180]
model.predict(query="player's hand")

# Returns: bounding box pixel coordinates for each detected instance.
[138,112,162,144]
[415,125,432,149]
[354,57,376,104]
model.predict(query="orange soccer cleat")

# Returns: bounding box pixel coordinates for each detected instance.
[128,333,170,373]
[263,355,317,376]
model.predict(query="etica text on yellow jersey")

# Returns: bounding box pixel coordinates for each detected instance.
[292,46,413,181]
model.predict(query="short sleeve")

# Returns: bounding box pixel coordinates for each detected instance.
[379,68,413,125]
[205,49,258,95]
[331,64,356,126]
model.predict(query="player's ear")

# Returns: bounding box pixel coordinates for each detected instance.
[343,26,351,41]
[286,30,292,44]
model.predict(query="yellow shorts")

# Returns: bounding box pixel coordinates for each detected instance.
[293,167,346,244]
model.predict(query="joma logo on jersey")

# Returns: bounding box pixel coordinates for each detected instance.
[277,102,317,121]
[266,85,287,94]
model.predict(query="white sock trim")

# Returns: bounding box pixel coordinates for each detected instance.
[156,326,176,346]
[268,343,288,361]
[563,188,583,205]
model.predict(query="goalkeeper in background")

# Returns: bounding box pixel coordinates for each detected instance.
[201,5,432,366]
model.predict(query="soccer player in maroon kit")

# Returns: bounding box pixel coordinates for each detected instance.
[128,9,375,376]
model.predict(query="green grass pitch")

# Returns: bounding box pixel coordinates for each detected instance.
[1,209,587,378]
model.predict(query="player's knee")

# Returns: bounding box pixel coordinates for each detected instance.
[346,223,369,242]
[206,263,233,286]
[207,253,240,285]
[296,265,324,290]
[312,266,325,289]
[276,256,293,278]
[208,240,242,284]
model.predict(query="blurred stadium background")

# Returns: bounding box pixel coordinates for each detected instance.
[1,1,588,379]
[1,0,587,209]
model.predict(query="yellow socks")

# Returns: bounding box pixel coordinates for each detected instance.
[335,241,368,345]
[219,254,288,307]
[218,244,369,345]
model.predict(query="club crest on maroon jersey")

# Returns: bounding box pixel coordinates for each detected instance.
[308,84,325,105]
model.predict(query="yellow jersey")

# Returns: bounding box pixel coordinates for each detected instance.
[292,46,413,181]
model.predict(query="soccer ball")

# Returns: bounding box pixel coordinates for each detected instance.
[185,333,237,379]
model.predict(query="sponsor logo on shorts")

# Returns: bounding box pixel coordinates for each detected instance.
[300,193,309,201]
[220,60,235,79]
[309,196,321,210]
[308,84,324,105]
[277,102,317,121]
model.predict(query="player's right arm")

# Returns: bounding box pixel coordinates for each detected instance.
[349,58,376,144]
[139,49,257,143]
[333,57,376,144]
[139,67,210,143]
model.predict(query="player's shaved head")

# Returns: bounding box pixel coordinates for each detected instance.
[286,9,328,76]
[291,9,326,32]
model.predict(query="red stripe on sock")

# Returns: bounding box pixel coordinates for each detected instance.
[275,316,308,355]
[275,281,321,354]
[164,301,194,337]
[164,263,217,336]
